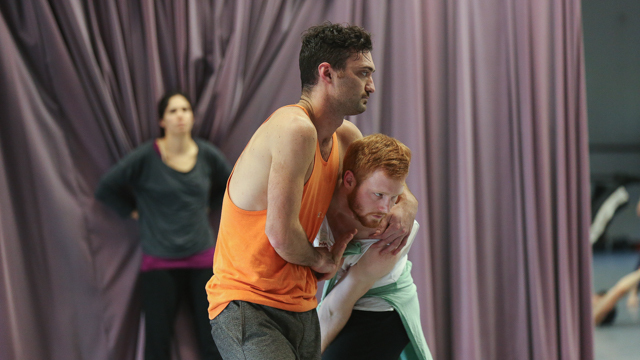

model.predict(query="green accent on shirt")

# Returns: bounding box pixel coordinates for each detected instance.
[322,261,434,360]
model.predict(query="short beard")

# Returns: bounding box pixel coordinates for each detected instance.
[347,187,385,228]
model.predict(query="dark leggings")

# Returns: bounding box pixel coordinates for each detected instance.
[322,310,409,360]
[141,268,222,360]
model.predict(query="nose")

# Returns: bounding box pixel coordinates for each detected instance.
[366,77,375,94]
[379,199,391,213]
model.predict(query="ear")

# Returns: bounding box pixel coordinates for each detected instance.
[318,62,333,84]
[159,119,166,128]
[343,170,357,190]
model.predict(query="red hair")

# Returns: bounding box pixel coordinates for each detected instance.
[343,133,411,183]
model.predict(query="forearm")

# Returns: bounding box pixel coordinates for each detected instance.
[594,287,626,325]
[595,269,640,324]
[627,284,639,310]
[319,275,376,352]
[397,183,418,214]
[267,224,322,267]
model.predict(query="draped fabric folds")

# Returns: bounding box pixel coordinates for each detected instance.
[0,1,592,359]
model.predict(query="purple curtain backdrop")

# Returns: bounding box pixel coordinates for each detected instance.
[0,1,592,360]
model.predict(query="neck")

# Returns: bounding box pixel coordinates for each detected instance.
[160,133,193,154]
[298,93,344,146]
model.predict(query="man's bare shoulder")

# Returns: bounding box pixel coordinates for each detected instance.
[267,106,314,129]
[265,106,317,149]
[228,106,316,211]
[336,120,363,149]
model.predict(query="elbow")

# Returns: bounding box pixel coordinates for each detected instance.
[265,224,288,252]
[318,299,341,326]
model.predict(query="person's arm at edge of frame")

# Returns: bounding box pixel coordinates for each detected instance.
[626,284,639,311]
[264,120,352,280]
[594,268,640,325]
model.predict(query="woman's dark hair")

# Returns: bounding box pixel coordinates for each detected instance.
[299,22,372,94]
[157,90,192,137]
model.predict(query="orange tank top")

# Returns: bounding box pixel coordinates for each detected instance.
[206,105,340,319]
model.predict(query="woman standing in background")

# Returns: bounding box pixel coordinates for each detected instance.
[96,91,230,360]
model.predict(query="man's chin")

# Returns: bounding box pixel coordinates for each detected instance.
[345,103,367,116]
[359,217,383,229]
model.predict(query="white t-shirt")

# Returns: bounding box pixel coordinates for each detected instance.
[314,219,420,311]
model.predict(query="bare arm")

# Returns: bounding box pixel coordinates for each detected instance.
[626,283,639,311]
[594,268,640,325]
[264,121,350,277]
[318,241,400,352]
[319,272,375,352]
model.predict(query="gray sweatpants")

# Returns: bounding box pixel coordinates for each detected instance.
[210,300,321,360]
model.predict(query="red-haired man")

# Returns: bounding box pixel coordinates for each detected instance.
[317,134,433,360]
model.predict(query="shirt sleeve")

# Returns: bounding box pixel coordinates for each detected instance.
[94,146,147,218]
[202,141,232,210]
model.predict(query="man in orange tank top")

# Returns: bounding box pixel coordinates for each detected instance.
[207,23,418,360]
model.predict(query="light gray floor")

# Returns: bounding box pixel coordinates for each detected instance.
[592,251,640,360]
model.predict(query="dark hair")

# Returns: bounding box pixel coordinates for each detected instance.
[299,22,372,93]
[157,90,192,137]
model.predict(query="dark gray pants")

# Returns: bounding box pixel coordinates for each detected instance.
[210,300,321,360]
